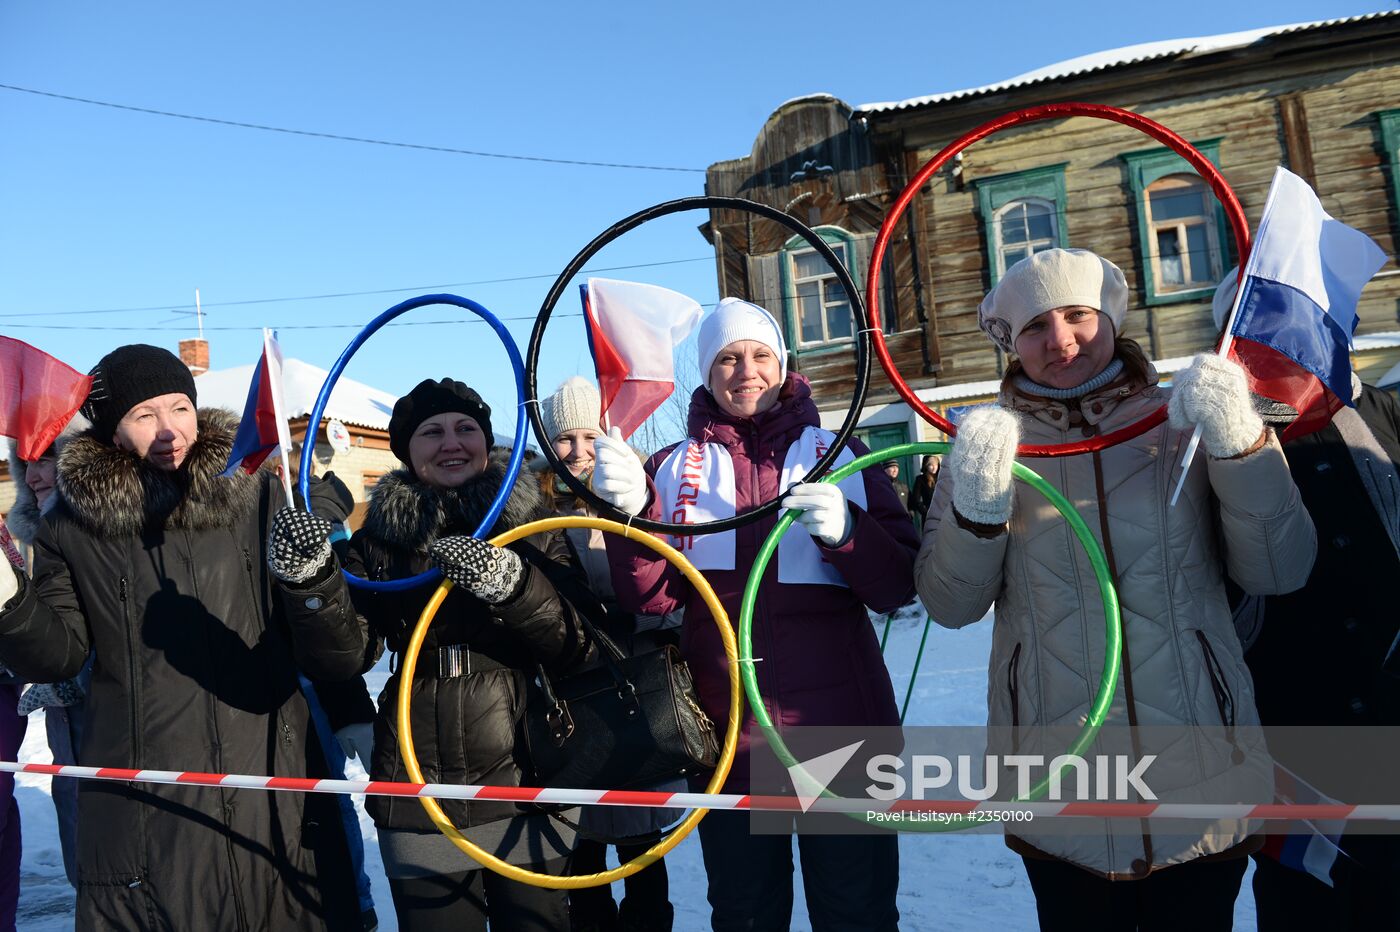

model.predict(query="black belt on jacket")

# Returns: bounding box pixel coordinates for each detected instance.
[396,644,512,679]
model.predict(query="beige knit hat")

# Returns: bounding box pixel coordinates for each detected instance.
[978,248,1128,353]
[542,376,602,441]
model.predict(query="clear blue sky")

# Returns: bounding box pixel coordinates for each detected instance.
[0,1,1387,443]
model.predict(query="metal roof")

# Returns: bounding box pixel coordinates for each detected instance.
[855,12,1399,116]
[195,357,397,431]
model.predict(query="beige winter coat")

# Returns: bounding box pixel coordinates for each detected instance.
[915,365,1316,879]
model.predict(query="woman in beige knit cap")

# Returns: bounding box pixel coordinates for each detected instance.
[914,248,1317,930]
[540,377,680,932]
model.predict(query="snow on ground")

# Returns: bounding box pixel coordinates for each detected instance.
[16,606,1257,929]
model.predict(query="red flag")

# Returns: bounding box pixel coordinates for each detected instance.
[582,278,703,441]
[0,336,92,460]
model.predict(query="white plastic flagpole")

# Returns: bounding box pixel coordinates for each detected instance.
[262,329,297,510]
[1168,167,1285,507]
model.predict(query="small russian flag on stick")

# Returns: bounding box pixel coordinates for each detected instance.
[1171,167,1390,505]
[221,329,296,509]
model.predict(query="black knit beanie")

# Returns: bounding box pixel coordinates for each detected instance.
[388,378,494,465]
[82,344,198,444]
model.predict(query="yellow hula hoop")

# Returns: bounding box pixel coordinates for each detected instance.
[396,515,742,889]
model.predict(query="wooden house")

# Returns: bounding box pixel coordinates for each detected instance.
[702,13,1400,471]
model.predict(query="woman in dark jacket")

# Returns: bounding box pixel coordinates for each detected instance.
[0,344,366,931]
[907,454,940,526]
[339,378,591,931]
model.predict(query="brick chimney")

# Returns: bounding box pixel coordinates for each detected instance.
[180,338,210,376]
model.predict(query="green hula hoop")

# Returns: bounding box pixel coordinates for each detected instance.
[738,441,1122,832]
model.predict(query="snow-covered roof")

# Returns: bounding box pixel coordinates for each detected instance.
[194,357,397,430]
[856,13,1397,115]
[1352,330,1400,354]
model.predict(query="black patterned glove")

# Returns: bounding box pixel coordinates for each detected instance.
[267,507,334,583]
[429,536,525,605]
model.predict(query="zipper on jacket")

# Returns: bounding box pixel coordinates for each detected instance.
[120,576,144,767]
[1008,643,1022,752]
[1092,450,1154,875]
[241,547,263,616]
[225,545,253,932]
[1195,630,1245,764]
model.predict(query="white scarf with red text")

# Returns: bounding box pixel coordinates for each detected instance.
[652,426,866,586]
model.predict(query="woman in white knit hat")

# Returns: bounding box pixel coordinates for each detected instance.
[591,297,919,932]
[539,376,681,932]
[914,248,1317,930]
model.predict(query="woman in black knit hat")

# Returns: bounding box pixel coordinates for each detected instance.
[0,343,367,930]
[323,377,593,931]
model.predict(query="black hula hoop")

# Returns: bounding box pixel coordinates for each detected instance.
[525,195,871,536]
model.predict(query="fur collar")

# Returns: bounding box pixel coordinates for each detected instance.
[5,448,42,546]
[363,448,549,553]
[53,408,263,538]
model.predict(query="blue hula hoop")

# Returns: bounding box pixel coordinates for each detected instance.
[298,293,529,592]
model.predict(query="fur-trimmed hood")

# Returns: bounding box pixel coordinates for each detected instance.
[6,414,91,544]
[53,408,263,538]
[362,447,549,553]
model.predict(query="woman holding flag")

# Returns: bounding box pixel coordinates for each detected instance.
[914,248,1317,929]
[0,343,366,930]
[591,297,919,932]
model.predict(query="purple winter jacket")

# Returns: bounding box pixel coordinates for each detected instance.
[604,375,918,791]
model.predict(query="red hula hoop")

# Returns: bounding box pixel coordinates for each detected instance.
[865,102,1252,457]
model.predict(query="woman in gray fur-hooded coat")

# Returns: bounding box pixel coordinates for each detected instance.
[0,348,365,931]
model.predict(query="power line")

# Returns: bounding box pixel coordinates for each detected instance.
[0,256,715,320]
[2,302,728,332]
[0,82,708,174]
[0,314,580,332]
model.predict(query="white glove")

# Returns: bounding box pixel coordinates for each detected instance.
[0,564,17,608]
[1168,354,1265,458]
[335,722,375,764]
[781,482,853,547]
[948,405,1022,526]
[591,426,649,516]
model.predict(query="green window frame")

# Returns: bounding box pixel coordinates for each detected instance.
[1121,138,1228,305]
[973,164,1069,288]
[1378,109,1400,231]
[780,226,859,356]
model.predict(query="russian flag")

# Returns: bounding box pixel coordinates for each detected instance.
[581,278,703,441]
[222,330,295,505]
[1222,167,1389,441]
[1258,764,1347,887]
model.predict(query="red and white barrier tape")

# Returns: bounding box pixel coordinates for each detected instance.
[6,761,1399,821]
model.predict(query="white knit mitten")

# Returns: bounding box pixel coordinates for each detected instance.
[591,426,649,516]
[1168,354,1265,458]
[948,405,1021,526]
[781,482,853,547]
